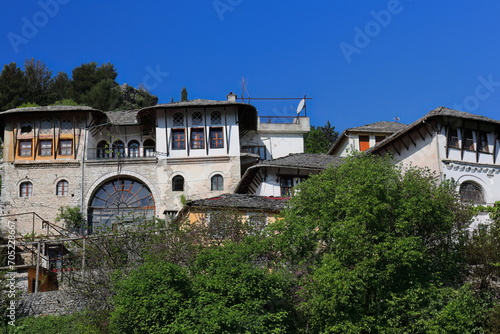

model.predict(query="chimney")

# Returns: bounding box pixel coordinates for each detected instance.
[227,92,237,102]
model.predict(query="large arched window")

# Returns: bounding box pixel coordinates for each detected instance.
[88,178,155,232]
[128,140,140,158]
[56,180,68,196]
[143,139,155,157]
[460,181,485,204]
[20,182,33,197]
[211,174,224,191]
[172,175,184,191]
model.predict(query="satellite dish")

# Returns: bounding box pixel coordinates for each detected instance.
[296,98,305,114]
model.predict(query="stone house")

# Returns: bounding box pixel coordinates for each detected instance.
[0,94,309,235]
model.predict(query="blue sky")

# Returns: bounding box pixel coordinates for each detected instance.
[1,0,500,132]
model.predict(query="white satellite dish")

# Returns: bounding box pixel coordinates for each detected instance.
[296,98,305,114]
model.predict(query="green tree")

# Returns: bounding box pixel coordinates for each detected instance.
[83,78,123,111]
[304,121,338,153]
[49,72,72,102]
[110,240,294,333]
[0,63,26,110]
[120,84,158,109]
[181,87,188,102]
[23,58,53,106]
[274,153,485,332]
[55,206,86,231]
[70,62,118,104]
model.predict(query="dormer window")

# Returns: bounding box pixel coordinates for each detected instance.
[192,112,203,126]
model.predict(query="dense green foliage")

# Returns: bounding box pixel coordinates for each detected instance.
[0,59,158,111]
[304,121,339,153]
[181,87,188,102]
[9,154,500,333]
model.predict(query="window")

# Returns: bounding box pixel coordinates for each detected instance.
[40,119,52,135]
[56,180,68,196]
[191,129,205,149]
[88,178,155,232]
[447,128,459,148]
[280,176,294,197]
[241,145,266,160]
[172,175,184,191]
[172,129,186,150]
[211,174,224,191]
[128,140,140,157]
[97,141,108,159]
[60,119,72,134]
[460,181,485,204]
[375,136,385,144]
[19,140,32,157]
[211,111,222,125]
[359,135,370,151]
[143,139,156,156]
[463,130,474,151]
[477,132,489,153]
[20,121,32,134]
[39,140,52,156]
[210,128,224,148]
[20,182,33,197]
[173,113,184,127]
[112,140,125,158]
[192,112,203,126]
[59,140,72,156]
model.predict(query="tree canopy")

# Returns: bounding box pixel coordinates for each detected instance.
[304,121,339,153]
[0,59,158,111]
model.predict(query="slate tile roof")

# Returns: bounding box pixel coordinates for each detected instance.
[367,107,500,154]
[253,153,343,170]
[185,193,289,211]
[0,105,101,115]
[105,110,139,125]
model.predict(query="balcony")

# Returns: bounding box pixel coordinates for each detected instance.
[257,116,310,134]
[87,146,156,160]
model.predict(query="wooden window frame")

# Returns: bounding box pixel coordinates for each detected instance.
[210,127,224,149]
[172,129,185,150]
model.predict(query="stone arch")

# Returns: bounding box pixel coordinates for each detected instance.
[456,175,490,204]
[84,172,160,232]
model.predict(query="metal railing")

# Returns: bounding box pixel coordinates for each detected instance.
[87,147,156,160]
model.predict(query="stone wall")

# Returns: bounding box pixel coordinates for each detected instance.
[18,290,86,317]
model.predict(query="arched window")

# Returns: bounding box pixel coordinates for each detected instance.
[128,140,140,158]
[40,119,52,135]
[143,139,156,157]
[192,112,203,126]
[172,175,184,191]
[173,113,184,127]
[21,121,32,134]
[88,178,155,232]
[211,174,223,191]
[20,182,33,197]
[112,140,125,158]
[211,111,222,125]
[60,119,72,134]
[57,180,68,196]
[460,181,485,204]
[97,141,108,159]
